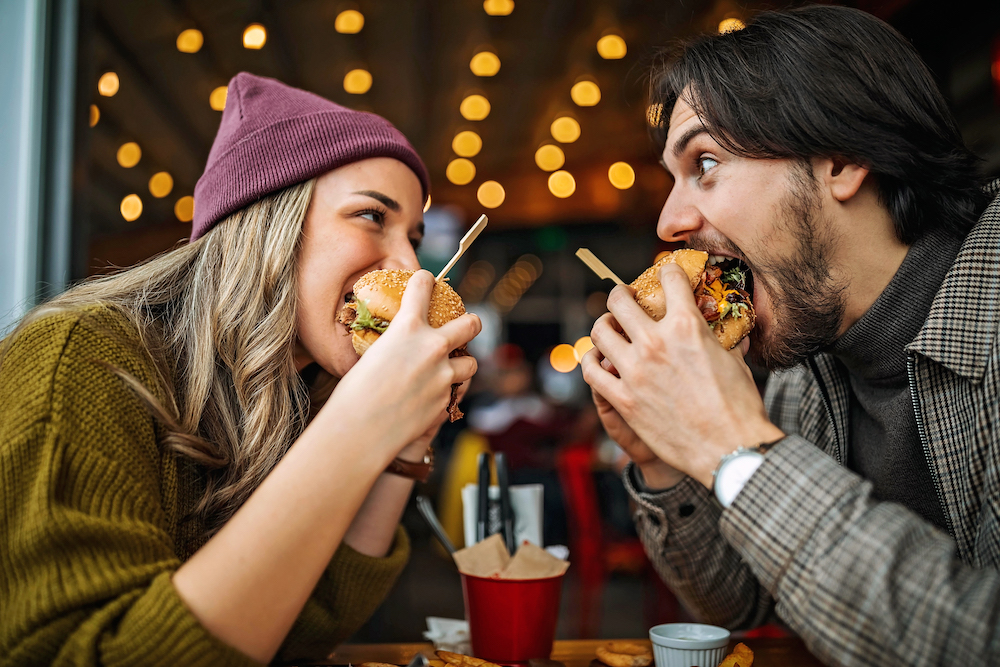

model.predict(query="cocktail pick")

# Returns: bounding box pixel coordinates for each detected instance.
[575,248,624,285]
[436,214,488,281]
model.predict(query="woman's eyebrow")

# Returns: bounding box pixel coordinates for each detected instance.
[352,190,401,212]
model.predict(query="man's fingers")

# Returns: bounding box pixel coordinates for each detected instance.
[591,312,630,364]
[397,270,436,323]
[658,263,702,317]
[580,343,622,404]
[606,284,655,340]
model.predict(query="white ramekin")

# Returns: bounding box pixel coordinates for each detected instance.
[649,623,731,667]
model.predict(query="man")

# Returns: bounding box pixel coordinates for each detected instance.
[582,6,1000,666]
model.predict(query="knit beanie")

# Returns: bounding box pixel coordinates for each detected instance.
[191,72,430,241]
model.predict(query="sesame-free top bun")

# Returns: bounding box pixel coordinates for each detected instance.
[630,249,754,351]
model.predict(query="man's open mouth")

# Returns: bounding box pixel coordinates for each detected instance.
[707,254,755,301]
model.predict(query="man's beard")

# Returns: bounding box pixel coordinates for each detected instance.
[747,163,847,371]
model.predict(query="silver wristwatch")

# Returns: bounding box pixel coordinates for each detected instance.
[712,438,784,508]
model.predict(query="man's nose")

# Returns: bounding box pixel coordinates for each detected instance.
[656,189,704,243]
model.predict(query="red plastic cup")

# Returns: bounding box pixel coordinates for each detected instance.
[461,572,564,665]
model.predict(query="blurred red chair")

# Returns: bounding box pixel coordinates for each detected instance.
[557,440,679,638]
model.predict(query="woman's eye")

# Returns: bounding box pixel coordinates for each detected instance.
[698,156,718,177]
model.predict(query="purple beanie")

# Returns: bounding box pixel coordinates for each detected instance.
[191,72,430,241]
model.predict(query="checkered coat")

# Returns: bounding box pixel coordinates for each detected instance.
[624,180,1000,666]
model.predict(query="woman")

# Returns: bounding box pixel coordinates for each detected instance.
[0,73,480,666]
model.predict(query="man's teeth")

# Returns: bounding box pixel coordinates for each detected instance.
[707,255,728,265]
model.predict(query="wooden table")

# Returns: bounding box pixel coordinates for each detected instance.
[322,639,824,667]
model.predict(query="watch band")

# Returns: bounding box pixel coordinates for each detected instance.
[385,448,434,483]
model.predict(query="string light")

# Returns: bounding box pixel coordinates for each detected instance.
[209,86,228,111]
[483,0,514,16]
[243,23,267,49]
[597,34,627,59]
[89,105,99,127]
[550,117,580,143]
[446,158,476,185]
[534,144,565,172]
[470,51,501,77]
[460,94,491,121]
[646,103,664,127]
[550,344,578,373]
[573,336,594,361]
[452,131,482,157]
[548,170,576,198]
[477,181,505,208]
[608,162,635,189]
[98,72,119,97]
[718,18,745,33]
[120,194,142,221]
[571,80,601,107]
[116,142,141,168]
[335,10,364,34]
[176,29,203,53]
[458,260,496,302]
[343,69,372,94]
[174,196,195,222]
[148,172,173,198]
[489,255,541,313]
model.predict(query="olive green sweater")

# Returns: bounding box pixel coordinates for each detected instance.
[0,307,409,666]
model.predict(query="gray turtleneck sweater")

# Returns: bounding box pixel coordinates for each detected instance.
[829,228,962,532]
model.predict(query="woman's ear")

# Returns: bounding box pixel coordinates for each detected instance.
[816,157,869,202]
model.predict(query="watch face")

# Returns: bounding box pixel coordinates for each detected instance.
[715,452,765,507]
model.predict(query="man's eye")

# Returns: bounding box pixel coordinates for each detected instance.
[360,210,384,224]
[698,156,718,177]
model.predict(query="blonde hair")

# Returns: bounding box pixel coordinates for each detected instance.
[1,178,325,530]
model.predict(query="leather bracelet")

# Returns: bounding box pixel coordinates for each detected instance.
[385,448,434,483]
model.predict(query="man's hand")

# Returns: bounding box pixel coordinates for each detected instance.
[581,263,783,489]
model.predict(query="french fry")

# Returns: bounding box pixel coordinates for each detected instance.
[436,650,503,667]
[717,642,753,667]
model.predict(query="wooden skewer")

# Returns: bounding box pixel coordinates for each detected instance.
[575,248,624,285]
[436,214,489,281]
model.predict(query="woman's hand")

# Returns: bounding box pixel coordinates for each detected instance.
[324,270,480,465]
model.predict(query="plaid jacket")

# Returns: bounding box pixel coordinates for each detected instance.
[625,179,1000,667]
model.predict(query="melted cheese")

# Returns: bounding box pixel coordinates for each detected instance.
[706,279,743,314]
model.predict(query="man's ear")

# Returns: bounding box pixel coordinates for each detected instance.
[815,157,869,202]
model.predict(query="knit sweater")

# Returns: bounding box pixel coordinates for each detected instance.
[0,306,409,666]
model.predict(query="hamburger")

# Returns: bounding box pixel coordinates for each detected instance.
[631,249,755,350]
[338,269,470,421]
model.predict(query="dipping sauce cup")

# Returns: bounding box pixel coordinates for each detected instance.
[649,623,731,667]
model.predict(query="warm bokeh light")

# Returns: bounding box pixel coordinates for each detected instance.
[646,103,664,127]
[550,117,581,143]
[483,0,514,16]
[116,142,141,168]
[89,105,99,127]
[573,336,594,361]
[175,196,195,222]
[343,69,373,94]
[608,161,635,189]
[149,172,174,198]
[424,196,432,213]
[209,86,228,111]
[571,80,601,107]
[477,181,505,208]
[470,51,501,77]
[534,144,565,172]
[718,18,745,33]
[176,29,203,53]
[548,170,576,198]
[446,158,476,185]
[120,194,142,222]
[460,94,491,121]
[243,23,267,49]
[452,130,482,157]
[550,344,578,373]
[597,34,627,59]
[98,72,119,97]
[585,291,608,318]
[335,10,365,34]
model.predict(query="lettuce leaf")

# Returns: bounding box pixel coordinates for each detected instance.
[351,299,389,333]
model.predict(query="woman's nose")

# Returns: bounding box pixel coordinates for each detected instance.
[656,188,705,243]
[380,240,421,272]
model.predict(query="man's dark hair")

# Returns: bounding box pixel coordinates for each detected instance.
[650,5,988,244]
